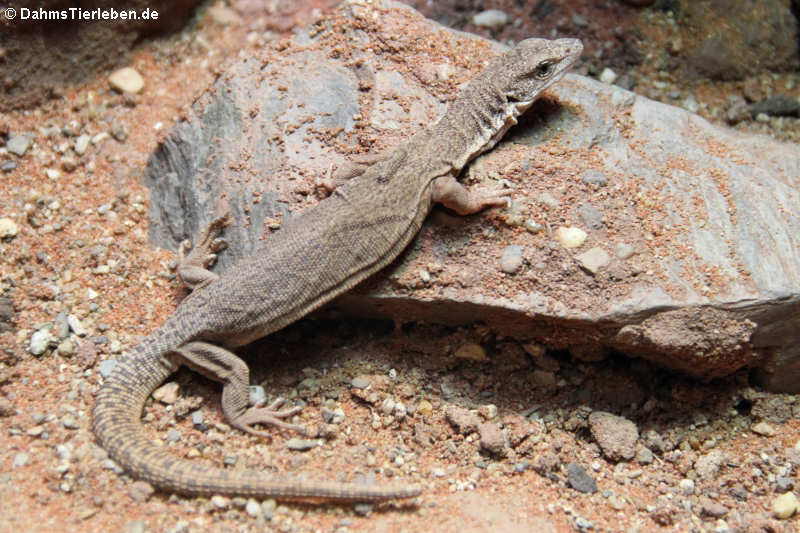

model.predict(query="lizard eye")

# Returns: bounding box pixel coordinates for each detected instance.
[533,61,553,80]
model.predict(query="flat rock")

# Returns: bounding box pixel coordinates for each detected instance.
[142,1,800,391]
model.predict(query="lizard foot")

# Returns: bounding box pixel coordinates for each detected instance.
[467,188,512,211]
[432,175,512,215]
[177,213,232,291]
[231,398,305,438]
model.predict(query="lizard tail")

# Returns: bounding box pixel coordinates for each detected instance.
[93,339,422,501]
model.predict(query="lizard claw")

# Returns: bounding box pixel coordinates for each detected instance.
[232,399,306,437]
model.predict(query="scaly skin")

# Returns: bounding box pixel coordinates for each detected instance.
[93,37,583,501]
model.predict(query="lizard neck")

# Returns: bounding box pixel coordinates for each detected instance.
[426,83,519,174]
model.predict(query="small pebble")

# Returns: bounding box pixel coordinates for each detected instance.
[6,135,31,157]
[555,227,587,249]
[614,243,635,260]
[72,135,90,157]
[773,492,799,519]
[589,411,638,461]
[91,132,110,145]
[702,501,728,518]
[165,429,181,443]
[191,411,205,428]
[678,478,696,495]
[354,503,373,517]
[261,499,276,519]
[599,68,617,84]
[61,414,79,430]
[445,406,481,434]
[211,495,230,509]
[67,314,89,336]
[249,385,267,406]
[245,498,261,517]
[635,448,654,465]
[500,245,524,274]
[751,421,775,436]
[776,477,795,493]
[128,481,154,502]
[13,452,29,468]
[524,219,544,233]
[454,342,488,362]
[286,438,317,451]
[152,382,179,404]
[29,329,53,356]
[472,9,509,28]
[416,400,433,415]
[575,247,611,275]
[577,203,604,229]
[695,450,725,480]
[350,376,371,389]
[0,218,19,239]
[1,161,17,172]
[567,463,597,494]
[478,422,505,455]
[98,359,117,378]
[109,67,145,94]
[574,516,594,530]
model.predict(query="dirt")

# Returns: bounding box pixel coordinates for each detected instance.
[0,1,798,532]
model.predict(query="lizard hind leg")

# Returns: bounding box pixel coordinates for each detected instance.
[172,341,305,438]
[177,213,231,291]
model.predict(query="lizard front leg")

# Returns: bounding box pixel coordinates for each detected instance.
[177,213,231,291]
[172,341,305,437]
[431,175,511,215]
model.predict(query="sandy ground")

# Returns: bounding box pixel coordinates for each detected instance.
[1,1,798,532]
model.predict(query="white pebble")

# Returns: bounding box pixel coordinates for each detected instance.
[29,329,53,356]
[245,498,261,517]
[599,68,617,84]
[74,134,91,156]
[472,9,509,28]
[0,218,19,239]
[555,227,587,249]
[773,492,799,519]
[109,67,144,94]
[678,478,695,495]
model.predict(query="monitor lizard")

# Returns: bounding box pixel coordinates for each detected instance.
[92,37,583,502]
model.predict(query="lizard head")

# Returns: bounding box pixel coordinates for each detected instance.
[501,37,583,112]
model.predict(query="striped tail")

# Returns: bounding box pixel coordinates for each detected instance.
[92,338,422,501]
